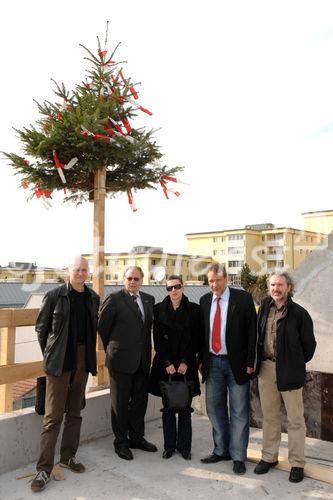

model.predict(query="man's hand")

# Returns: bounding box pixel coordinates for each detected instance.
[177,362,188,375]
[247,367,254,375]
[166,364,176,375]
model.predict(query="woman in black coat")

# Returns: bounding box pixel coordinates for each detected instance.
[149,275,201,460]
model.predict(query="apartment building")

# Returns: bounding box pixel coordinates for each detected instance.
[84,246,212,285]
[0,262,67,283]
[303,209,333,234]
[186,223,324,284]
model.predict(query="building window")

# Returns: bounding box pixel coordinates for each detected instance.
[228,260,244,268]
[221,237,224,242]
[105,274,111,280]
[213,250,217,256]
[228,234,243,241]
[213,237,217,243]
[228,247,243,255]
[22,396,36,408]
[300,249,303,254]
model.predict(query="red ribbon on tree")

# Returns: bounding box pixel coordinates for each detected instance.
[53,151,66,184]
[127,189,137,212]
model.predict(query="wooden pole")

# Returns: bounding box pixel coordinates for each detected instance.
[0,326,16,413]
[92,166,108,385]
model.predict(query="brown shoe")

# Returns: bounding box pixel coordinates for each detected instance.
[60,457,86,473]
[31,470,50,492]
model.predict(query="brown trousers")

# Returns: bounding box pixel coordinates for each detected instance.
[37,345,88,474]
[258,359,306,468]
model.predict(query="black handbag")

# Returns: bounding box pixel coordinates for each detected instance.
[160,375,194,412]
[35,376,46,415]
[34,375,86,415]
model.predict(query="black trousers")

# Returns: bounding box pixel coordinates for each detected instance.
[109,365,149,448]
[162,407,192,453]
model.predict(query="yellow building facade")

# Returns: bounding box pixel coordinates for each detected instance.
[186,224,324,284]
[303,209,333,235]
[0,263,67,283]
[84,247,212,285]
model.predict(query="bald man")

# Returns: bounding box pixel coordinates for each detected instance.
[31,256,100,493]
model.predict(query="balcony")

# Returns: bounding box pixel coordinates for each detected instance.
[266,254,284,261]
[265,239,284,247]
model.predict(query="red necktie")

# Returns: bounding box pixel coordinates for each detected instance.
[212,297,221,353]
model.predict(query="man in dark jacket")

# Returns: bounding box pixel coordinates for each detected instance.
[98,266,157,461]
[31,256,100,493]
[254,271,316,483]
[200,263,257,475]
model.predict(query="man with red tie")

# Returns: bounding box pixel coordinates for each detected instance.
[199,263,257,475]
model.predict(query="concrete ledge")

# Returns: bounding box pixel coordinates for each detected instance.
[0,389,161,474]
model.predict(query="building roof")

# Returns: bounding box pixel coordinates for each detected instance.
[0,282,210,308]
[302,209,333,215]
[0,282,59,308]
[185,226,324,236]
[13,379,36,401]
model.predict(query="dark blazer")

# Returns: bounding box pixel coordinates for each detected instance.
[149,295,201,397]
[35,283,100,376]
[98,289,155,374]
[200,287,257,385]
[255,296,316,391]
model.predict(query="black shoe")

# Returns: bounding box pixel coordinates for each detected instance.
[289,467,304,483]
[129,438,157,452]
[162,450,173,459]
[200,453,231,464]
[60,456,86,473]
[181,451,191,460]
[115,446,133,460]
[254,460,278,474]
[233,461,246,475]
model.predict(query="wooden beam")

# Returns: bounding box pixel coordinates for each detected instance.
[92,166,108,385]
[96,349,106,366]
[0,326,16,412]
[92,166,106,302]
[0,361,44,385]
[248,448,333,485]
[0,308,39,328]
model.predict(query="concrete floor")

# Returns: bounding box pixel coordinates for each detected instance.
[1,413,333,500]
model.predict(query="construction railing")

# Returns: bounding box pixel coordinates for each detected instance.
[0,308,107,413]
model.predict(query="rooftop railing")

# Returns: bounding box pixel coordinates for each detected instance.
[0,308,107,413]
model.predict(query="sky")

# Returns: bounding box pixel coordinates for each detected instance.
[1,0,333,268]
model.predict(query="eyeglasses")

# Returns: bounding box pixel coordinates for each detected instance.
[126,277,140,282]
[166,283,182,292]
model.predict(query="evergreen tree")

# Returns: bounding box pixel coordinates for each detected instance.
[240,263,256,291]
[3,26,182,206]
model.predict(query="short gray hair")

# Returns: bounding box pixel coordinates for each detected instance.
[268,270,295,296]
[124,266,144,278]
[206,263,227,278]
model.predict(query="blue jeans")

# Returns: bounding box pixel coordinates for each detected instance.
[205,355,250,461]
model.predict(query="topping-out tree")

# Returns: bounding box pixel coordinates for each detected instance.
[3,25,183,383]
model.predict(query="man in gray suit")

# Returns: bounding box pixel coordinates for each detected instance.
[98,266,157,460]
